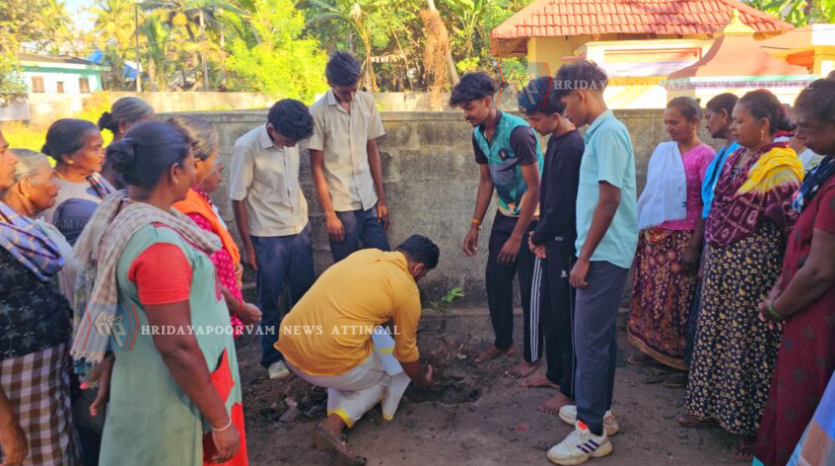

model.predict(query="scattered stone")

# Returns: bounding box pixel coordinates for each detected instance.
[279,406,300,423]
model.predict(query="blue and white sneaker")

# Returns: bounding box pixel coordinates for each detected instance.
[547,421,613,465]
[558,405,620,436]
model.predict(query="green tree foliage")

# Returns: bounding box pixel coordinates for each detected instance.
[90,0,139,89]
[225,0,329,102]
[745,0,835,25]
[0,0,72,105]
[440,0,534,72]
[0,50,27,108]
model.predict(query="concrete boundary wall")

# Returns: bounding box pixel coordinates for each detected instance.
[171,109,719,305]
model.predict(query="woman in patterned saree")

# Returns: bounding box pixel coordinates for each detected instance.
[72,121,247,466]
[677,89,803,461]
[628,97,715,386]
[754,79,835,466]
[169,116,261,338]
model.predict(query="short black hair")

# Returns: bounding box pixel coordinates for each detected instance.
[108,121,190,190]
[795,79,835,126]
[396,235,440,270]
[42,119,99,163]
[705,93,739,118]
[517,76,565,115]
[738,89,795,134]
[667,96,702,121]
[449,72,497,107]
[267,99,314,142]
[326,51,361,86]
[555,61,608,92]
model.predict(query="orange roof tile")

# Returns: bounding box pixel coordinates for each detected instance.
[492,0,792,52]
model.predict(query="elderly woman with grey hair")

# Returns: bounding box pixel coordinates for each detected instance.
[98,96,155,189]
[0,146,82,466]
[41,118,115,245]
[2,149,112,466]
[2,149,76,299]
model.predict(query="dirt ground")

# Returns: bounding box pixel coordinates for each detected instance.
[237,311,737,466]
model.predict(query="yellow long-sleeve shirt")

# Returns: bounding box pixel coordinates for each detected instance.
[276,249,422,376]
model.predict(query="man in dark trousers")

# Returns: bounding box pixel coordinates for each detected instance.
[518,77,585,416]
[451,72,543,379]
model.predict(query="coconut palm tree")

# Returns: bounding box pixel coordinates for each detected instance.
[140,0,245,90]
[306,0,386,91]
[90,0,138,89]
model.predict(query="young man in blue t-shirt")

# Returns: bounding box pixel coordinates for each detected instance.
[546,61,638,465]
[451,72,544,379]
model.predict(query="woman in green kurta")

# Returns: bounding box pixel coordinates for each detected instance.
[71,121,248,466]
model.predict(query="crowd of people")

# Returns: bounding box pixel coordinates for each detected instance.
[0,49,834,466]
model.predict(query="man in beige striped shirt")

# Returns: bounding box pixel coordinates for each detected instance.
[309,51,391,262]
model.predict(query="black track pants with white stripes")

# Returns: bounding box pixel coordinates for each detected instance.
[485,226,539,363]
[533,244,577,400]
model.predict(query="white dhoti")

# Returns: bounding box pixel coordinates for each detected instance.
[286,330,411,428]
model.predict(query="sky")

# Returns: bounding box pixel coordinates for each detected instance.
[65,0,95,31]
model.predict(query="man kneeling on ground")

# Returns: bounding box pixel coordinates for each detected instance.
[276,235,440,465]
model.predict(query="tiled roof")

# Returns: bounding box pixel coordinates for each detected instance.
[492,0,792,44]
[18,53,101,67]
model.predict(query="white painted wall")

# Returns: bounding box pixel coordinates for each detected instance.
[22,71,104,94]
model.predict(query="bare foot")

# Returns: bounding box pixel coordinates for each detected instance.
[537,392,572,414]
[312,422,367,466]
[505,359,542,379]
[522,375,559,390]
[473,345,514,363]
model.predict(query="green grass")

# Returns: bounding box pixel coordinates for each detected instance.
[1,92,115,161]
[2,121,47,152]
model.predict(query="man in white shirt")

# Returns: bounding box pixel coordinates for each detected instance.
[309,51,391,262]
[229,99,316,380]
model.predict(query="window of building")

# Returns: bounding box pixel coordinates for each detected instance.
[79,78,90,93]
[31,76,45,93]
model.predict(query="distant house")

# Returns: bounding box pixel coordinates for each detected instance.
[18,53,111,95]
[490,0,793,108]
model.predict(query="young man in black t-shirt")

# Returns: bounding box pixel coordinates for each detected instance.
[518,77,585,415]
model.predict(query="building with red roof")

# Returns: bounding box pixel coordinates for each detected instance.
[490,0,794,108]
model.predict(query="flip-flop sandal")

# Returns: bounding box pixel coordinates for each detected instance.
[638,365,671,377]
[627,354,653,366]
[642,373,667,384]
[312,424,367,466]
[662,373,688,389]
[675,412,719,427]
[731,443,755,462]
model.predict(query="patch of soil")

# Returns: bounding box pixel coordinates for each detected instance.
[238,311,736,466]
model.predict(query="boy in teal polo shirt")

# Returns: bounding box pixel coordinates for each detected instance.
[546,61,638,465]
[451,72,544,379]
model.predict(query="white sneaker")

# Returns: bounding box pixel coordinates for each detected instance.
[558,405,620,436]
[547,421,613,465]
[268,361,291,380]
